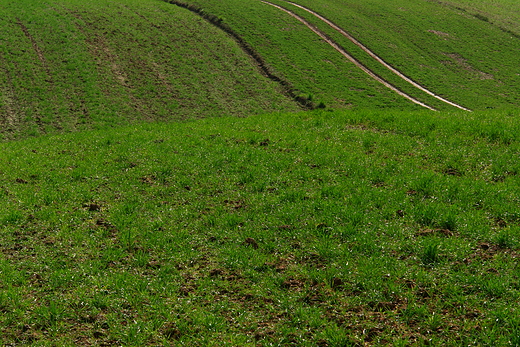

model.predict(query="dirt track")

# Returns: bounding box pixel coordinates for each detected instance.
[284,1,471,112]
[262,0,472,111]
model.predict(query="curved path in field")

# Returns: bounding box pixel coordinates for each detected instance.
[283,1,471,112]
[261,1,436,111]
[261,1,471,112]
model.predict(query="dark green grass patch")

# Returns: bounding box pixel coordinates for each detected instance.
[1,109,520,345]
[0,0,300,141]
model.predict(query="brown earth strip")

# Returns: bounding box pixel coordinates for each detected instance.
[15,18,54,133]
[16,18,51,79]
[56,5,147,116]
[283,1,472,112]
[160,0,315,110]
[0,88,19,137]
[54,5,130,90]
[442,52,494,80]
[261,1,437,111]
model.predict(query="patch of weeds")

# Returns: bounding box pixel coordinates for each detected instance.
[34,300,66,330]
[437,210,458,231]
[414,204,457,231]
[409,174,437,199]
[1,210,25,225]
[495,228,517,249]
[420,241,441,266]
[319,324,357,346]
[481,277,508,298]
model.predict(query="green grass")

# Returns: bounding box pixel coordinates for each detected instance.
[3,0,520,345]
[0,0,300,141]
[2,109,520,345]
[444,0,520,35]
[178,0,422,111]
[183,0,520,111]
[4,0,520,139]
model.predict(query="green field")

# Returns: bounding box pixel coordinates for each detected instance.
[442,0,520,35]
[182,0,520,111]
[2,0,520,345]
[0,0,302,140]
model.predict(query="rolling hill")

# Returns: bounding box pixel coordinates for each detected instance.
[180,0,520,111]
[0,0,302,140]
[2,0,520,345]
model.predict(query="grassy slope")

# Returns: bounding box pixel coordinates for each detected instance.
[444,0,520,34]
[2,109,520,345]
[2,0,520,345]
[0,0,300,141]
[185,0,520,111]
[172,0,423,111]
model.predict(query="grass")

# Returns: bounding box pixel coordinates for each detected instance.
[443,0,520,35]
[182,0,520,111]
[171,0,424,111]
[3,0,520,345]
[2,109,520,345]
[0,0,300,141]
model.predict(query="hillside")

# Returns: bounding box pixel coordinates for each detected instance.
[443,0,520,35]
[3,0,520,141]
[181,0,520,111]
[0,0,301,140]
[2,0,520,345]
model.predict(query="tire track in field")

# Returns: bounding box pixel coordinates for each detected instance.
[161,0,314,110]
[261,1,436,111]
[16,18,52,79]
[282,1,472,112]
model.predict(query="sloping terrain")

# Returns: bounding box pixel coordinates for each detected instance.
[261,0,438,111]
[2,0,520,345]
[181,0,520,110]
[442,0,520,35]
[0,0,301,140]
[276,1,472,111]
[172,0,422,111]
[3,0,519,141]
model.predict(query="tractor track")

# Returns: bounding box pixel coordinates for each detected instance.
[161,0,315,110]
[261,1,436,111]
[281,1,471,112]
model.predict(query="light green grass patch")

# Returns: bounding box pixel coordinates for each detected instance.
[1,109,520,344]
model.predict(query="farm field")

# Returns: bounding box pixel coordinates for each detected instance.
[0,0,301,141]
[182,0,520,111]
[2,109,520,345]
[443,0,520,35]
[1,0,520,345]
